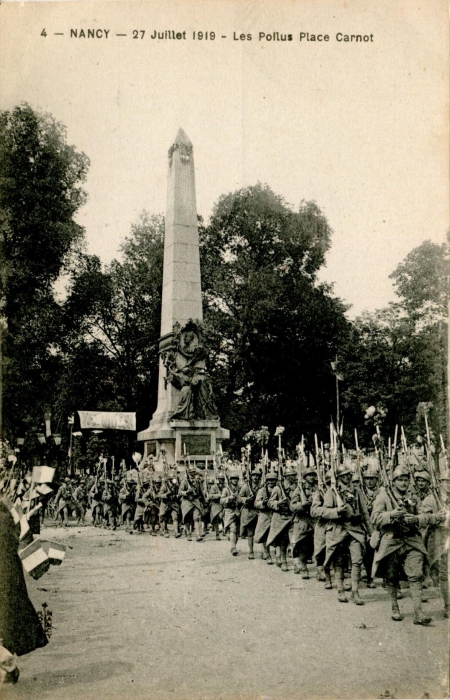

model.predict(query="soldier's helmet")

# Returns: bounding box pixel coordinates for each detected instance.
[335,465,352,479]
[282,466,297,478]
[303,467,318,479]
[414,469,431,482]
[324,470,332,485]
[266,471,278,481]
[392,465,411,481]
[250,470,262,479]
[440,470,450,481]
[363,466,379,479]
[228,470,240,480]
[217,472,225,481]
[153,474,163,483]
[64,477,71,483]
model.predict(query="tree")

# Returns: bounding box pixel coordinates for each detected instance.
[340,239,448,447]
[199,183,351,455]
[0,104,89,446]
[60,212,164,436]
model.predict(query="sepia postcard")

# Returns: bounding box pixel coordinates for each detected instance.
[0,1,448,699]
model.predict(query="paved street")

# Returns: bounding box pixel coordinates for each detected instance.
[3,524,448,700]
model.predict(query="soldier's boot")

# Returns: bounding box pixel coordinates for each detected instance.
[186,525,192,541]
[247,536,255,560]
[215,524,221,540]
[230,532,238,556]
[316,566,326,582]
[386,582,403,621]
[195,521,203,542]
[324,567,333,589]
[293,557,301,574]
[275,547,282,567]
[164,523,170,538]
[280,547,288,572]
[440,578,449,618]
[262,544,270,560]
[411,581,432,625]
[173,519,181,538]
[350,564,365,605]
[299,554,309,579]
[336,567,348,603]
[267,546,276,565]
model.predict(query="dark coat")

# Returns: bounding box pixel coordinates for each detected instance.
[207,483,224,524]
[266,483,295,547]
[0,501,48,656]
[371,486,430,578]
[322,485,373,567]
[254,485,273,544]
[238,483,259,536]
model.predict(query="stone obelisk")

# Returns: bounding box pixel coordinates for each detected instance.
[138,129,229,463]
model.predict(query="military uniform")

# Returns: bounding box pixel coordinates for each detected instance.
[372,465,433,624]
[361,466,381,587]
[220,473,241,555]
[322,466,373,604]
[267,468,297,571]
[254,473,278,563]
[207,476,225,539]
[89,479,104,526]
[159,472,181,537]
[179,469,206,541]
[143,478,163,535]
[238,473,262,559]
[419,474,448,617]
[54,479,74,527]
[310,471,332,586]
[290,471,316,577]
[119,482,135,530]
[103,480,118,529]
[72,481,89,525]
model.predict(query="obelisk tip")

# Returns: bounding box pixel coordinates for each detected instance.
[173,128,192,147]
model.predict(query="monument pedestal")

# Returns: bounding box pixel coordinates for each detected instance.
[138,420,230,464]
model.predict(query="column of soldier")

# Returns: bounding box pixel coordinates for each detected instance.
[3,422,448,627]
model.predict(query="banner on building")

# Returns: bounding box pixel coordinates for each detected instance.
[77,411,136,431]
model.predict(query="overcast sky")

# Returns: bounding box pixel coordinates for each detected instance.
[1,0,448,317]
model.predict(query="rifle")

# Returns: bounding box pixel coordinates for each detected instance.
[420,407,443,508]
[373,432,401,509]
[354,429,365,491]
[329,423,344,507]
[296,439,308,505]
[203,458,209,498]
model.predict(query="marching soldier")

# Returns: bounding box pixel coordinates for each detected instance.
[89,476,104,527]
[208,472,225,540]
[266,466,297,571]
[310,471,333,587]
[238,470,262,559]
[54,477,73,528]
[290,468,317,577]
[254,470,278,563]
[133,484,147,533]
[414,469,431,504]
[322,465,373,605]
[72,478,89,526]
[372,465,435,624]
[118,479,135,532]
[361,465,381,588]
[220,471,241,555]
[159,469,181,538]
[103,479,118,530]
[419,470,449,618]
[179,464,206,542]
[143,474,163,535]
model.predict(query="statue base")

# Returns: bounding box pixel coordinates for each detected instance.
[137,418,229,466]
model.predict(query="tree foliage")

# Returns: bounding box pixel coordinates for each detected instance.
[0,104,89,444]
